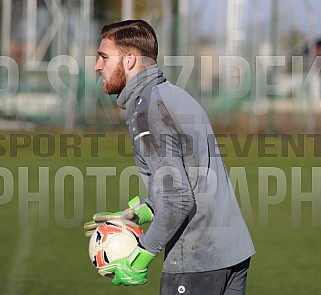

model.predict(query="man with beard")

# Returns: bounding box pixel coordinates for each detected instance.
[85,20,255,295]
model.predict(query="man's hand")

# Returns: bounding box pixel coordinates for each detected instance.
[84,196,153,237]
[98,246,155,286]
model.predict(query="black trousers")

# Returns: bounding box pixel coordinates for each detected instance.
[160,258,251,295]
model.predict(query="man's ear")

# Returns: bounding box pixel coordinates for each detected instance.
[125,52,137,71]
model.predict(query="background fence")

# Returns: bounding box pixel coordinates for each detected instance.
[1,0,321,133]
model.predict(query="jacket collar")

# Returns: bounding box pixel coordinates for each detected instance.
[117,64,166,122]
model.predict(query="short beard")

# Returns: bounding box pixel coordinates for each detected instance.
[104,57,126,95]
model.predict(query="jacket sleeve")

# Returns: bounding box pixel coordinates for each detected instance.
[131,94,195,255]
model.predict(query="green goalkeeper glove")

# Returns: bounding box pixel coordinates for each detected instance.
[84,196,153,237]
[98,246,155,286]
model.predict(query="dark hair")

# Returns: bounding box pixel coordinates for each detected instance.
[101,20,158,61]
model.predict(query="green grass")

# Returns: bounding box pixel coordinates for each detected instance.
[0,131,320,294]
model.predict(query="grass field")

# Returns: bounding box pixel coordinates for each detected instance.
[0,131,320,295]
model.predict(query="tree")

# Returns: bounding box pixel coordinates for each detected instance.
[94,0,154,26]
[280,29,306,54]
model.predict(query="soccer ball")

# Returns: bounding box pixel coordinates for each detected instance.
[88,219,143,269]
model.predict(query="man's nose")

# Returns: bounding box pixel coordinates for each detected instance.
[95,59,103,72]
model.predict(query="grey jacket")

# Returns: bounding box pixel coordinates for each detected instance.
[117,65,255,273]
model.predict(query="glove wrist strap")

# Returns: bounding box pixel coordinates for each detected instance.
[128,196,154,225]
[128,247,155,270]
[136,204,153,224]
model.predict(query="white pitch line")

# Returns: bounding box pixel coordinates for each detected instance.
[3,206,37,295]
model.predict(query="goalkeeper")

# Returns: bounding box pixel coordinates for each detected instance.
[85,20,255,295]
